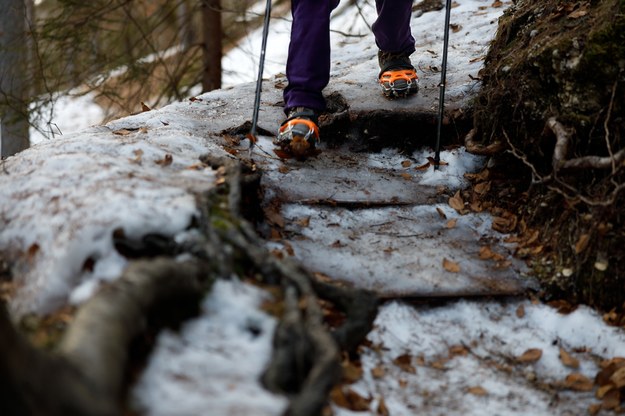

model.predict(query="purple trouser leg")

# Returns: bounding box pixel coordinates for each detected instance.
[284,0,415,114]
[373,0,416,55]
[283,0,339,114]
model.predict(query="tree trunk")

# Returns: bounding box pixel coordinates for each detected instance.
[0,0,30,157]
[201,0,222,92]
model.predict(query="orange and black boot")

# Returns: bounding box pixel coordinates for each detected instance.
[274,107,320,160]
[378,50,419,98]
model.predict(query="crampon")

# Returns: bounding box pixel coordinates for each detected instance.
[379,68,419,98]
[273,109,321,160]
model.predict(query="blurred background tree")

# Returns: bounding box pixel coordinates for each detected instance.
[1,0,287,156]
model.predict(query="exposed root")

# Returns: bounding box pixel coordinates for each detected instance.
[464,128,505,156]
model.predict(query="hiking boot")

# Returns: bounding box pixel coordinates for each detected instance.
[274,107,321,160]
[378,50,419,98]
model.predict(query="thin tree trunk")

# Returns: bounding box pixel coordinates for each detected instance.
[0,0,30,157]
[201,0,222,92]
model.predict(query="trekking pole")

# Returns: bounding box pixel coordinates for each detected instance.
[433,0,453,170]
[247,0,272,155]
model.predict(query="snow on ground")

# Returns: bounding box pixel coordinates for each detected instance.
[334,299,625,416]
[2,111,221,316]
[5,1,625,415]
[132,279,288,416]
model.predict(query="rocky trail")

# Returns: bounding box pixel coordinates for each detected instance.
[3,2,625,415]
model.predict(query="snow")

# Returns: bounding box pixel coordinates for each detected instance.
[335,299,625,415]
[132,279,288,416]
[3,1,625,415]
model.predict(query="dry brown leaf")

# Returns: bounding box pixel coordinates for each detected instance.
[603,388,621,410]
[449,344,469,357]
[400,172,412,180]
[474,181,491,195]
[516,304,526,318]
[371,365,386,379]
[588,403,602,416]
[446,218,457,229]
[517,348,542,363]
[492,211,518,233]
[131,149,143,164]
[436,207,447,219]
[296,217,311,228]
[443,258,460,273]
[596,384,615,399]
[393,354,416,374]
[401,160,412,168]
[331,387,371,411]
[559,348,580,369]
[399,379,408,388]
[415,161,431,170]
[139,127,148,134]
[278,165,290,174]
[342,360,363,383]
[114,128,133,136]
[141,102,151,112]
[449,191,465,213]
[377,397,390,416]
[467,386,488,396]
[610,366,625,388]
[155,154,173,167]
[575,233,591,254]
[568,9,588,19]
[450,23,462,33]
[563,373,593,391]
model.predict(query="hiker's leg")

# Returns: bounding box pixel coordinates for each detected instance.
[372,0,415,55]
[283,0,340,114]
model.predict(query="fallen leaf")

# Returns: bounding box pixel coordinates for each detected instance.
[516,304,526,318]
[588,403,602,416]
[131,149,143,164]
[141,102,151,112]
[331,240,346,248]
[443,258,460,273]
[517,348,542,363]
[575,233,591,254]
[467,386,488,396]
[446,218,457,229]
[342,359,363,383]
[113,128,133,136]
[596,384,615,399]
[401,160,412,168]
[155,154,173,167]
[278,165,290,174]
[139,127,148,134]
[492,0,503,7]
[492,211,518,233]
[399,379,408,388]
[436,207,447,219]
[414,161,431,170]
[568,9,588,19]
[296,217,310,228]
[393,354,416,374]
[610,366,625,388]
[559,348,580,369]
[371,365,386,379]
[603,388,621,410]
[564,373,593,391]
[449,191,465,213]
[474,181,491,195]
[400,172,412,180]
[377,397,390,416]
[450,23,462,33]
[449,344,468,357]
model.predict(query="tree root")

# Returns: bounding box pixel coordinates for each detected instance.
[464,128,505,156]
[1,154,378,416]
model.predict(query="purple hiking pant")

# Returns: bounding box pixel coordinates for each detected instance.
[284,0,415,114]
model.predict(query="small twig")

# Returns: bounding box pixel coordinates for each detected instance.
[604,78,619,174]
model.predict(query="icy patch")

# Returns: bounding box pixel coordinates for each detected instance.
[279,203,531,297]
[132,279,288,416]
[335,300,625,416]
